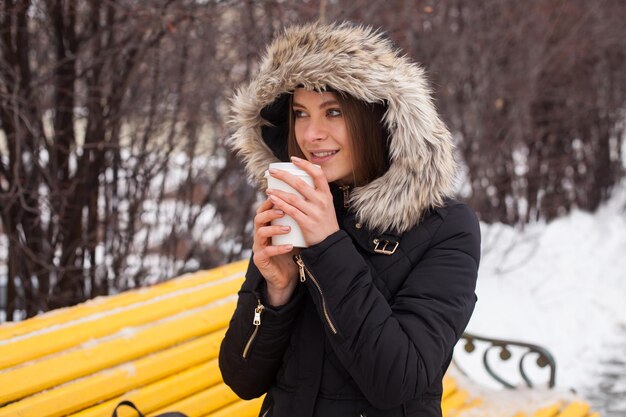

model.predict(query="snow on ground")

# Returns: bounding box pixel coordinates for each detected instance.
[457,182,626,414]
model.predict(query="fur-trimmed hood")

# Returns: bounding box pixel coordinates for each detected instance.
[228,22,456,234]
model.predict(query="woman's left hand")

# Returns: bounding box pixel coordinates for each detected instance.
[266,156,340,247]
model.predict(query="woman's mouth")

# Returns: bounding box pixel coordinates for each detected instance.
[309,150,339,163]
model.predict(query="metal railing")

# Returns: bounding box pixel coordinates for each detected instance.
[455,331,557,389]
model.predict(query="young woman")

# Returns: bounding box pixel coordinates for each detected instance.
[219,22,481,417]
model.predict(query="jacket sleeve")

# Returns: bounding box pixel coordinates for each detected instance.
[298,203,480,409]
[218,258,304,399]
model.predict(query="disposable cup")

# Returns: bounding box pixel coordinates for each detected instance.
[264,162,315,247]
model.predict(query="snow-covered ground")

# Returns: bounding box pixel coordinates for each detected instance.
[455,182,626,416]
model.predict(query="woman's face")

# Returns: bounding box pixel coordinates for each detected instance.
[293,88,354,185]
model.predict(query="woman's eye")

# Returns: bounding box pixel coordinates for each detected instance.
[327,108,342,117]
[293,109,307,118]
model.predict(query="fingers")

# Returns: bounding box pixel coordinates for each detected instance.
[255,198,274,215]
[254,244,294,263]
[290,156,331,194]
[266,187,311,214]
[254,204,286,228]
[266,168,319,203]
[267,192,307,224]
[257,224,291,240]
[253,199,276,248]
[253,233,294,267]
[266,157,336,213]
[252,200,293,256]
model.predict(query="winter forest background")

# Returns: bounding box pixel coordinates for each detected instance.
[1,0,625,413]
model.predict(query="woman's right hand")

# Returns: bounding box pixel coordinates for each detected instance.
[252,198,301,306]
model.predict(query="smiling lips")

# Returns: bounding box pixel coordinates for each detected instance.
[309,150,339,163]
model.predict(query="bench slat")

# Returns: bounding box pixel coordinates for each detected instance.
[0,330,226,417]
[0,299,236,404]
[0,276,243,370]
[66,360,223,417]
[203,397,265,417]
[147,384,239,417]
[0,261,247,341]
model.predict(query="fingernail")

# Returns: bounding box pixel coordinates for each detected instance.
[274,209,284,215]
[268,168,278,174]
[269,195,278,202]
[280,226,290,231]
[291,156,302,162]
[284,244,293,250]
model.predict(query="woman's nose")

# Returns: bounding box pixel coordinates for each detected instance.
[302,118,327,142]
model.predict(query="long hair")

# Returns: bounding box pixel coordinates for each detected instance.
[287,90,389,186]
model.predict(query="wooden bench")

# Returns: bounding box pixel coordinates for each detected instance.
[0,260,599,417]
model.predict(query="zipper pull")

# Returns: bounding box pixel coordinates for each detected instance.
[253,300,264,326]
[295,255,306,282]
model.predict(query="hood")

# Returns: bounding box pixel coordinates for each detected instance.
[228,22,456,234]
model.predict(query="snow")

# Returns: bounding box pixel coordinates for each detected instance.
[447,365,582,416]
[456,180,626,414]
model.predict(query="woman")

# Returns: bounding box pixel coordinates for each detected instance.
[219,22,480,417]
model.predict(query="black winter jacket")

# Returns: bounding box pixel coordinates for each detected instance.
[220,22,481,417]
[219,187,480,417]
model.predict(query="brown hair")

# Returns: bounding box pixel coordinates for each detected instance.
[287,90,389,186]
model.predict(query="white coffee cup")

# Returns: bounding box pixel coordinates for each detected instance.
[264,162,315,248]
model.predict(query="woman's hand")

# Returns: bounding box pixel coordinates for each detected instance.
[252,198,301,306]
[266,156,340,247]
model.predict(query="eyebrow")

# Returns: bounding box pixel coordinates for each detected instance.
[292,99,340,109]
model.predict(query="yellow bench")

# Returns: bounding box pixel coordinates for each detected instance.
[0,261,599,417]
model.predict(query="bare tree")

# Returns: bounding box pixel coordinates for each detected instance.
[0,0,270,320]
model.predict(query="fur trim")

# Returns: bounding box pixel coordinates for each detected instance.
[228,22,456,233]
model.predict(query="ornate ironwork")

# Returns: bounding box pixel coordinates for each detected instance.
[455,331,556,389]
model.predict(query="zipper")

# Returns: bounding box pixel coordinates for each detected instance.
[242,299,265,359]
[294,255,338,335]
[339,184,350,208]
